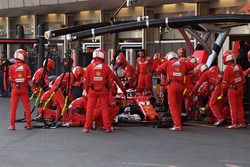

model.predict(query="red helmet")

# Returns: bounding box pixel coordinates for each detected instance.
[93,48,105,60]
[14,49,27,62]
[222,50,234,64]
[195,64,208,76]
[73,66,85,81]
[178,48,186,58]
[43,58,55,72]
[166,51,178,61]
[116,53,126,66]
[209,66,220,73]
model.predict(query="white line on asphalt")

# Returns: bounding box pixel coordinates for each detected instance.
[225,164,241,167]
[218,160,250,164]
[121,162,177,167]
[184,122,215,128]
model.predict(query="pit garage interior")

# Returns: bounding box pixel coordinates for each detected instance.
[0,1,249,118]
[0,0,249,112]
[0,1,250,167]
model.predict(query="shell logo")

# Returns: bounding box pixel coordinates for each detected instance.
[95,71,101,76]
[17,73,23,78]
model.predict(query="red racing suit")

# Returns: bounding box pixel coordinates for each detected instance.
[157,59,195,128]
[183,70,198,113]
[93,91,119,128]
[153,58,165,74]
[90,70,126,129]
[67,96,87,126]
[111,70,127,95]
[32,67,50,95]
[135,56,153,93]
[244,68,250,76]
[38,73,75,121]
[51,73,75,101]
[64,67,125,128]
[192,69,224,121]
[83,59,113,131]
[221,62,245,126]
[9,60,32,128]
[153,58,165,96]
[116,62,135,89]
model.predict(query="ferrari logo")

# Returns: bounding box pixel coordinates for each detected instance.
[17,73,23,78]
[95,71,101,76]
[175,67,180,72]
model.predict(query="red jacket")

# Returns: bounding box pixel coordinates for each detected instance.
[221,63,245,95]
[193,69,222,93]
[153,58,164,74]
[135,57,153,75]
[32,67,50,88]
[51,73,75,91]
[244,68,250,76]
[157,58,195,85]
[84,59,113,93]
[9,60,31,89]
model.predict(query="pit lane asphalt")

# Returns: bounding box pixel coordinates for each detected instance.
[0,97,250,167]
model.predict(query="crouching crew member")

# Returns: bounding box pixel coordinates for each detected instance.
[32,58,55,93]
[191,65,225,126]
[8,49,35,130]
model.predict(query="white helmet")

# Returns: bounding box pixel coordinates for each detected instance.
[200,64,208,73]
[126,89,136,97]
[189,57,197,64]
[166,51,178,61]
[222,50,234,64]
[118,113,130,121]
[195,64,208,76]
[130,114,141,121]
[93,48,105,59]
[14,49,27,61]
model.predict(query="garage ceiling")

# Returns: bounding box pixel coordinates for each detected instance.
[0,0,211,17]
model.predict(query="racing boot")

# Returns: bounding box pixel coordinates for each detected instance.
[169,126,182,131]
[105,127,114,133]
[25,125,32,130]
[213,119,225,126]
[82,128,90,133]
[225,124,238,129]
[237,123,246,128]
[8,125,15,130]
